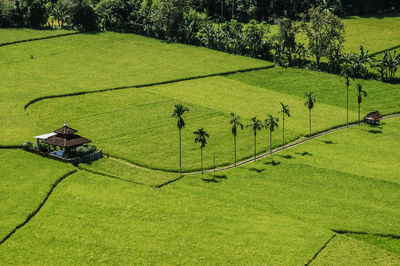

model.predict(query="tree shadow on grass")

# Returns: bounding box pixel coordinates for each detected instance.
[249,168,265,173]
[214,175,227,179]
[280,154,295,159]
[368,129,383,134]
[202,178,219,183]
[264,160,281,166]
[322,140,336,144]
[295,151,313,156]
[202,175,227,183]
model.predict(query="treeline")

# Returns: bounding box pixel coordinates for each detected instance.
[1,0,400,31]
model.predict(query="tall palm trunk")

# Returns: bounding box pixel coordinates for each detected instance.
[358,102,360,124]
[254,132,257,161]
[179,129,182,173]
[269,130,272,154]
[346,84,349,127]
[201,147,203,174]
[234,134,237,166]
[309,108,312,137]
[282,113,285,147]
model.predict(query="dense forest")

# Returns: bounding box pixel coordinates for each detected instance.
[0,0,399,31]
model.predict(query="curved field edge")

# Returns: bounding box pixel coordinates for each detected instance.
[0,115,399,264]
[0,170,333,264]
[0,31,271,146]
[0,149,75,241]
[0,28,78,46]
[26,67,400,172]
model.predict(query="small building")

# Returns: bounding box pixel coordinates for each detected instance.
[41,124,91,149]
[364,111,383,125]
[31,124,102,165]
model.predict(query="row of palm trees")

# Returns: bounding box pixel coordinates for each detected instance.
[172,83,367,174]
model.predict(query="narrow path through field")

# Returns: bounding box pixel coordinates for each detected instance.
[104,113,400,189]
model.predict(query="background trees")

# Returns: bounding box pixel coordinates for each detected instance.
[300,6,345,67]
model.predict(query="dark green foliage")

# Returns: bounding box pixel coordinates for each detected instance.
[300,6,345,67]
[66,0,97,31]
[23,140,33,148]
[197,19,272,59]
[0,0,14,26]
[151,0,189,42]
[64,144,97,158]
[95,0,136,31]
[36,140,50,152]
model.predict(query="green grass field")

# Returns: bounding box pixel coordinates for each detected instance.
[1,23,400,264]
[0,28,75,45]
[0,31,270,146]
[269,13,400,54]
[0,149,73,240]
[1,119,399,264]
[27,68,400,171]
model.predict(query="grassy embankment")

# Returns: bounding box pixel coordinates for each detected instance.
[1,118,399,264]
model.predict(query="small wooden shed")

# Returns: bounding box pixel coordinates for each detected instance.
[364,111,383,125]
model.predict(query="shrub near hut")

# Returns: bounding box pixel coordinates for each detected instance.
[64,144,97,159]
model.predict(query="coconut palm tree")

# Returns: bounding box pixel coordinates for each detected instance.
[304,92,316,137]
[342,70,351,127]
[246,116,263,161]
[278,102,290,147]
[194,128,209,174]
[356,84,367,124]
[265,114,279,154]
[230,112,243,166]
[172,104,189,173]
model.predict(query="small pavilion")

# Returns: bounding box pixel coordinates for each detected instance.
[34,124,91,153]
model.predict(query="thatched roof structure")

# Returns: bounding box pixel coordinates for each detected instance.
[42,125,91,148]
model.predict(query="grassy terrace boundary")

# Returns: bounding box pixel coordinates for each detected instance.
[76,165,145,186]
[370,44,400,56]
[23,65,274,111]
[0,145,23,149]
[0,32,81,47]
[333,229,400,240]
[305,234,337,265]
[97,113,400,190]
[182,113,400,176]
[0,170,77,245]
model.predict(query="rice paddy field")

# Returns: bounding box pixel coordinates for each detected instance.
[270,13,400,54]
[1,13,400,264]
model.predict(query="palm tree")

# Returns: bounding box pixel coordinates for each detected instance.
[278,102,290,147]
[230,112,243,166]
[172,104,189,173]
[343,70,350,127]
[265,114,279,154]
[246,116,263,161]
[194,128,209,174]
[356,84,367,124]
[304,92,316,137]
